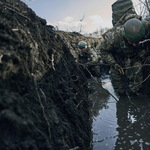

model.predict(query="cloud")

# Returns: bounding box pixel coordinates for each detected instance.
[54,18,87,31]
[89,15,103,25]
[51,15,112,33]
[46,21,53,25]
[63,16,73,22]
[57,21,70,26]
[73,21,85,27]
[88,15,112,29]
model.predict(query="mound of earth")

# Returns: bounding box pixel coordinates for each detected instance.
[0,0,104,150]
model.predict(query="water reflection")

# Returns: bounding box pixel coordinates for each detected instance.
[88,76,110,118]
[89,75,150,150]
[115,96,150,150]
[89,76,118,150]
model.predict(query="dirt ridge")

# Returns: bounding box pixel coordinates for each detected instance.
[0,0,102,149]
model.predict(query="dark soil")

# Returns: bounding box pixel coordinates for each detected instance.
[0,0,106,150]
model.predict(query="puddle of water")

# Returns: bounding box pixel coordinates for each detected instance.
[89,75,150,150]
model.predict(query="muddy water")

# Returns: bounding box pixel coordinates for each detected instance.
[89,75,150,150]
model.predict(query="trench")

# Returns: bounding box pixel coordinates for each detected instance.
[88,74,150,150]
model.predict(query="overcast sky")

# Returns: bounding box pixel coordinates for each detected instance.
[22,0,139,33]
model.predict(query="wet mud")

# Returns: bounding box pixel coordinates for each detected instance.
[0,0,105,149]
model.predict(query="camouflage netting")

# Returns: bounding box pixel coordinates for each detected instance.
[0,0,102,149]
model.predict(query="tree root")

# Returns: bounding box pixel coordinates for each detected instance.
[33,75,51,139]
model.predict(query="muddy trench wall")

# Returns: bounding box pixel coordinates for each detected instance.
[0,0,102,150]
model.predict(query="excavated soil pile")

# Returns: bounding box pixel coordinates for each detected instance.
[0,0,104,150]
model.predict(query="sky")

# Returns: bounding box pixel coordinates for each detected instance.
[21,0,139,33]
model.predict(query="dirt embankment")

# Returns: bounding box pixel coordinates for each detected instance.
[56,30,102,60]
[0,0,102,150]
